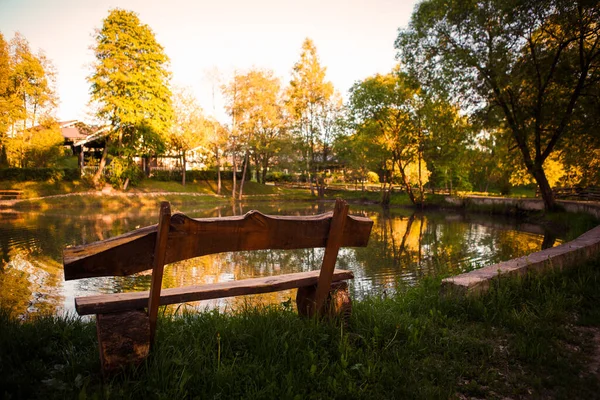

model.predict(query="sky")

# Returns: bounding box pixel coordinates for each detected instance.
[0,0,419,123]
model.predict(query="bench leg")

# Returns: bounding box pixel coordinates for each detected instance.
[296,281,352,323]
[96,309,150,375]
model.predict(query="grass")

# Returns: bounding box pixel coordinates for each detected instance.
[0,180,92,199]
[3,180,314,211]
[2,259,600,399]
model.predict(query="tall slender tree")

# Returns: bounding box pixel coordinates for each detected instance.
[286,38,334,196]
[88,9,173,185]
[170,88,208,186]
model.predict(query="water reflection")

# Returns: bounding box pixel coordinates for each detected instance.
[0,202,574,318]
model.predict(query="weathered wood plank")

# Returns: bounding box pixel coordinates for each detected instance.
[64,211,373,280]
[148,201,171,344]
[75,269,354,315]
[313,199,349,316]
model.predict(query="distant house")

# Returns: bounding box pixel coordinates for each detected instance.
[59,121,214,176]
[59,120,109,171]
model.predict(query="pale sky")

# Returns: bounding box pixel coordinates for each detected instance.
[0,0,419,123]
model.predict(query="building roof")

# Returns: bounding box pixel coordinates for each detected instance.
[61,126,88,140]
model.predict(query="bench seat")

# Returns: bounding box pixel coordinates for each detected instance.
[76,268,354,315]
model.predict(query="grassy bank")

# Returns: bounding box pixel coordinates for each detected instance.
[3,180,313,211]
[2,259,600,399]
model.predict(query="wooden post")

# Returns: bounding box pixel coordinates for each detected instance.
[148,201,171,345]
[313,198,349,316]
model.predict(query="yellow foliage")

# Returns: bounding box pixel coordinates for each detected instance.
[509,156,567,187]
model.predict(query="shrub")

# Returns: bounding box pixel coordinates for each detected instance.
[0,168,79,182]
[149,169,241,182]
[265,171,294,183]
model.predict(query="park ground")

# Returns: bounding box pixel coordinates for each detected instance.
[2,258,600,399]
[0,178,538,211]
[2,178,599,398]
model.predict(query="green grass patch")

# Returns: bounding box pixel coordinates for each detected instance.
[0,180,92,199]
[2,259,600,399]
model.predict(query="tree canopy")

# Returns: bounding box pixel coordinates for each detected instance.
[396,0,600,210]
[88,8,173,184]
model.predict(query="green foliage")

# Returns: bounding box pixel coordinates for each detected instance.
[265,171,294,183]
[223,69,289,184]
[107,157,143,188]
[396,0,600,209]
[0,168,79,182]
[170,87,209,176]
[88,9,173,179]
[150,169,239,182]
[4,120,65,168]
[286,38,336,189]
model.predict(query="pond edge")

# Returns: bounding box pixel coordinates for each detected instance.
[441,196,600,295]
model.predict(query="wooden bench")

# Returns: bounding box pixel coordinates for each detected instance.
[0,190,23,200]
[63,198,373,373]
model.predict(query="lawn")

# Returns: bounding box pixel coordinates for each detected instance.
[2,259,599,399]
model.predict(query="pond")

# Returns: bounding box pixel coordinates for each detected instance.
[0,200,577,318]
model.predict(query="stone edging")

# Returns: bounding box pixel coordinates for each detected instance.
[441,196,600,295]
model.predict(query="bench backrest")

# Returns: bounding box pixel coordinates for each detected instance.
[63,201,373,280]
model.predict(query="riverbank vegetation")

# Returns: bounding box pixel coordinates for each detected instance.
[2,258,600,399]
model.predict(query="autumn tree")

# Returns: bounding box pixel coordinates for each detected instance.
[8,32,56,132]
[88,9,173,186]
[0,33,11,165]
[286,38,334,196]
[4,119,64,168]
[0,32,57,168]
[397,0,600,210]
[222,71,243,199]
[170,88,208,186]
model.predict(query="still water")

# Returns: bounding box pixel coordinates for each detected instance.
[0,201,573,318]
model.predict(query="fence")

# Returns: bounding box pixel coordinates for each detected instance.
[535,186,600,202]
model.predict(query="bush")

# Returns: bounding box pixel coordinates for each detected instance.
[0,168,80,182]
[149,169,241,182]
[265,171,294,183]
[367,171,380,184]
[108,158,143,188]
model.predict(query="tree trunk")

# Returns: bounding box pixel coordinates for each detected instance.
[417,151,424,207]
[262,156,269,185]
[531,164,558,211]
[398,161,416,205]
[93,140,109,185]
[181,152,186,187]
[238,150,249,201]
[215,145,221,195]
[232,150,237,200]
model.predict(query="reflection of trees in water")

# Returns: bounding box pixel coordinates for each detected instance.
[0,252,64,318]
[353,209,558,291]
[0,204,573,316]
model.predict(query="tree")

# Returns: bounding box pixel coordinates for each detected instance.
[204,67,225,194]
[222,71,243,200]
[234,69,287,185]
[397,0,600,210]
[5,118,64,168]
[0,33,11,136]
[419,95,472,194]
[0,33,11,165]
[88,9,173,185]
[286,38,334,196]
[8,32,57,132]
[348,71,423,205]
[170,88,208,186]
